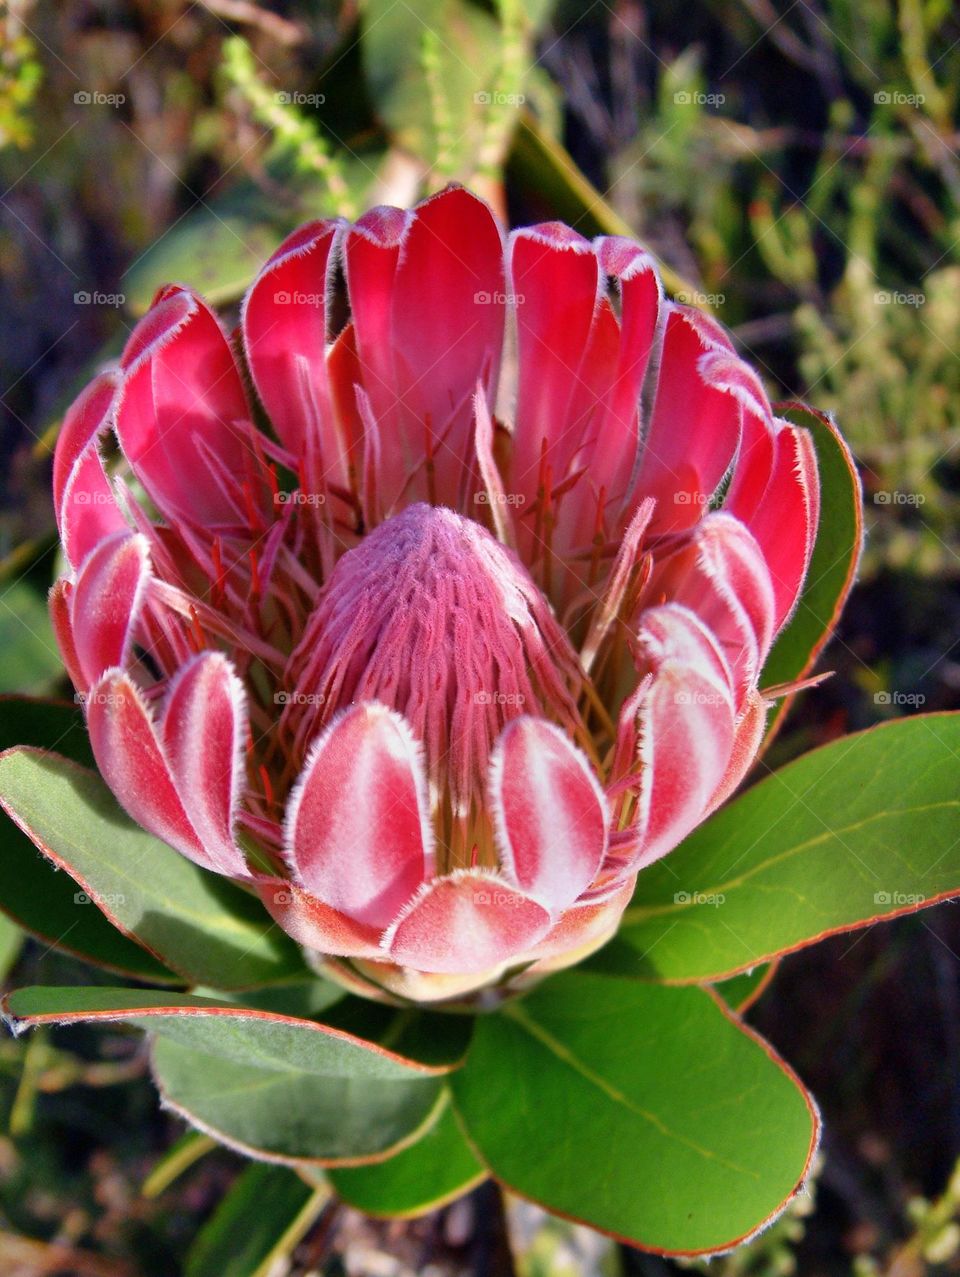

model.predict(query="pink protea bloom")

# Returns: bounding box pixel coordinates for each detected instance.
[51,186,818,1003]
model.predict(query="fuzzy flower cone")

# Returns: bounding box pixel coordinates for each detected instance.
[51,186,819,1003]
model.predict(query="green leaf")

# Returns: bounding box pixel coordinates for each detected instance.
[327,1091,486,1217]
[318,995,473,1072]
[185,1163,326,1277]
[124,196,285,315]
[451,972,817,1255]
[4,985,452,1165]
[712,963,777,1013]
[618,714,960,983]
[761,404,862,730]
[122,157,384,315]
[0,581,64,694]
[0,749,306,988]
[0,700,175,982]
[194,979,473,1072]
[152,1033,444,1165]
[0,913,22,980]
[4,985,454,1075]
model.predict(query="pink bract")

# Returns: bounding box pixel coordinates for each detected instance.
[51,186,819,1003]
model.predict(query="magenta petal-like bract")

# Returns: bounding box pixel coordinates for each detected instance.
[285,703,433,928]
[50,185,824,1002]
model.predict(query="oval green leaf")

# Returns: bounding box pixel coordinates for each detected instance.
[2,985,445,1079]
[761,403,863,737]
[152,1033,443,1166]
[327,1091,486,1217]
[5,983,449,1164]
[0,700,176,982]
[0,748,306,989]
[619,714,960,983]
[451,971,818,1255]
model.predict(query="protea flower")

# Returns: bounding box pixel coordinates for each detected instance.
[51,186,818,1003]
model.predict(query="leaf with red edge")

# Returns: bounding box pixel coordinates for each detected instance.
[326,1091,486,1217]
[0,748,306,989]
[760,403,862,737]
[617,714,960,984]
[0,698,177,983]
[713,962,778,1013]
[451,970,818,1255]
[4,984,449,1166]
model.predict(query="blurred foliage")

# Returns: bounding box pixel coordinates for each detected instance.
[607,0,960,580]
[0,5,41,151]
